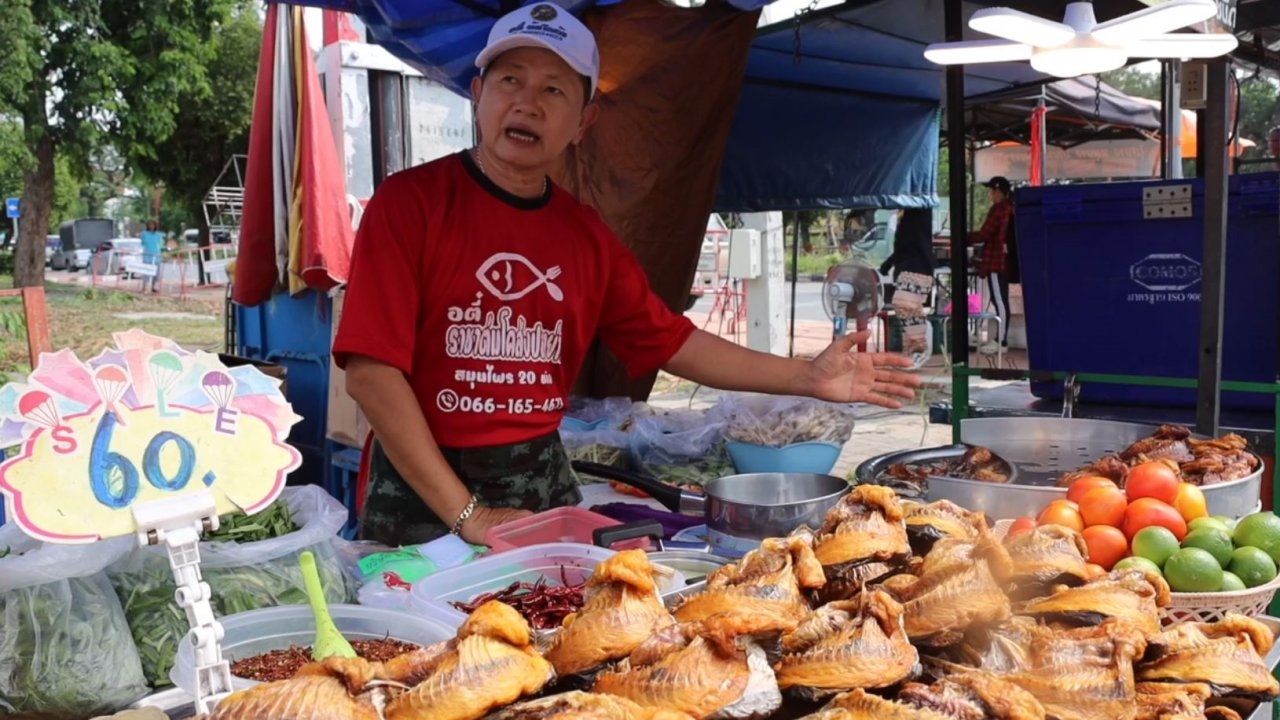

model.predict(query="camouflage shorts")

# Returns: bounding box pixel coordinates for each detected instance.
[360,431,582,547]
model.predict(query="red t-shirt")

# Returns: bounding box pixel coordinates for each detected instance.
[332,152,695,448]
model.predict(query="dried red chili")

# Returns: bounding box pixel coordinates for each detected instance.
[230,638,421,683]
[448,568,586,630]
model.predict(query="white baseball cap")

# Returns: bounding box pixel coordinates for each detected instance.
[475,3,600,99]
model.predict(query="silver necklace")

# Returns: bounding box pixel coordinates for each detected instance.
[471,148,548,196]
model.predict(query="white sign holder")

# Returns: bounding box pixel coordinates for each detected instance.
[132,491,233,715]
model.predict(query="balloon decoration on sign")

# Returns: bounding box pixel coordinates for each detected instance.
[0,332,302,542]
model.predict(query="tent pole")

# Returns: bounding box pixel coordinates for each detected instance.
[1163,60,1183,180]
[1034,95,1047,185]
[1195,58,1230,436]
[945,0,969,443]
[789,211,799,358]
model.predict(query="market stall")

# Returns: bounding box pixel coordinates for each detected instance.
[2,333,1280,717]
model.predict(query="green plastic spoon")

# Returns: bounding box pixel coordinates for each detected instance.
[299,550,357,660]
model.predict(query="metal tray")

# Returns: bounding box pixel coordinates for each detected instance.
[961,417,1263,518]
[853,444,1044,520]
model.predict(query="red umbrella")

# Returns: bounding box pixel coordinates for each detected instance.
[234,4,353,307]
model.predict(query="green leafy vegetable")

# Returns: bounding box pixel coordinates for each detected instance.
[0,574,149,714]
[110,543,353,686]
[202,500,300,544]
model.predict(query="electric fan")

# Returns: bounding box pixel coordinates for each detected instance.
[924,0,1238,78]
[821,258,882,341]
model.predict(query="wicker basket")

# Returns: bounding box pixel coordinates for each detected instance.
[1165,574,1280,625]
[991,519,1280,624]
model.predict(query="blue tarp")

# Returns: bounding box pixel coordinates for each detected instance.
[279,0,1059,210]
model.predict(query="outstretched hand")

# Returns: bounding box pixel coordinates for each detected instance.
[804,331,925,409]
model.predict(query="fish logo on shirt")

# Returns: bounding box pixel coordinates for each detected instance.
[476,252,565,302]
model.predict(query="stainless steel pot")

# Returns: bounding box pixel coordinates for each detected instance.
[572,461,849,558]
[853,445,1044,520]
[960,418,1264,519]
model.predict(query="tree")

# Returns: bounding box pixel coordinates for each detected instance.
[0,0,237,287]
[132,5,260,243]
[1100,66,1161,101]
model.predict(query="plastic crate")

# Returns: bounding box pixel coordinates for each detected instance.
[1016,173,1280,409]
[234,290,334,486]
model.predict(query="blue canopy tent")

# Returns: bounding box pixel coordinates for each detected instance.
[273,0,1070,212]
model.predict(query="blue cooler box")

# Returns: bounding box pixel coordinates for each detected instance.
[1016,173,1279,410]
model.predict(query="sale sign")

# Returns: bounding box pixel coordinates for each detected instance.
[0,330,303,543]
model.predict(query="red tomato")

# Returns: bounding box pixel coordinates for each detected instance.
[1122,497,1188,541]
[1124,462,1180,505]
[1067,476,1119,505]
[1082,525,1129,570]
[1037,500,1085,533]
[1079,486,1128,528]
[1006,517,1037,539]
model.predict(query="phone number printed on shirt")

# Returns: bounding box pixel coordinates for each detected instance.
[436,390,563,415]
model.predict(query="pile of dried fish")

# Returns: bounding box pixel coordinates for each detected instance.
[1060,424,1261,488]
[188,492,1280,720]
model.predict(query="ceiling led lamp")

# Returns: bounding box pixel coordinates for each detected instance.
[924,0,1239,78]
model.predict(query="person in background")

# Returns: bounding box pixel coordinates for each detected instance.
[880,208,936,365]
[969,176,1017,352]
[139,220,164,293]
[333,3,924,548]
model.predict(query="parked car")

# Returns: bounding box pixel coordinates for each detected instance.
[51,218,113,271]
[92,238,144,275]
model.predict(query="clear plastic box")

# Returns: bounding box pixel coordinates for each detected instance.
[483,507,651,553]
[407,543,685,627]
[170,603,460,698]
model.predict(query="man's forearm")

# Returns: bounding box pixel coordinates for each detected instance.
[662,329,810,396]
[344,356,472,526]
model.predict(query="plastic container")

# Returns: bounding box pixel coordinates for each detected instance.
[407,543,685,627]
[1015,173,1280,410]
[170,603,460,697]
[726,440,842,474]
[483,507,651,553]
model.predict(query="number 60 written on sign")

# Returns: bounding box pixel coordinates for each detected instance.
[90,410,207,509]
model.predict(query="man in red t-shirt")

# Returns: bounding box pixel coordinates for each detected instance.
[333,3,923,547]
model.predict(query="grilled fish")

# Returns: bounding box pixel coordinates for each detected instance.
[896,668,1046,720]
[483,690,696,720]
[814,485,911,570]
[796,689,953,720]
[902,500,989,557]
[544,549,676,677]
[206,657,388,720]
[1019,568,1171,636]
[1137,614,1280,701]
[384,600,554,720]
[1002,524,1090,597]
[593,615,781,719]
[673,535,825,636]
[774,588,918,698]
[880,531,1013,646]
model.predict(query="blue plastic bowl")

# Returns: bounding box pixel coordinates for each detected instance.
[726,441,843,475]
[561,416,609,433]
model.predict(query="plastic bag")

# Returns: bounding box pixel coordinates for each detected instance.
[107,484,356,687]
[562,396,643,430]
[717,394,857,448]
[0,525,148,715]
[562,428,632,472]
[628,409,732,487]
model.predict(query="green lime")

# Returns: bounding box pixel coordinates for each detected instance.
[1181,528,1235,568]
[1232,513,1280,563]
[1163,548,1225,593]
[1227,546,1278,589]
[1114,556,1163,576]
[1188,517,1232,536]
[1213,515,1239,532]
[1221,571,1247,591]
[1132,526,1181,568]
